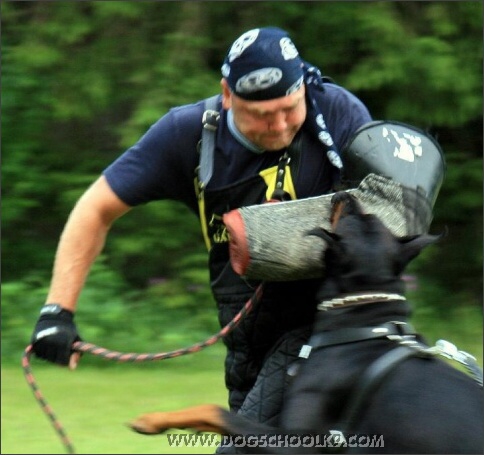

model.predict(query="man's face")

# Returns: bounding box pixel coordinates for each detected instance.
[221,79,307,151]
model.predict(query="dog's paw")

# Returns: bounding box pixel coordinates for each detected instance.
[128,413,169,435]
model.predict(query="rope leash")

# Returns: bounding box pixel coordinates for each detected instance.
[22,283,264,454]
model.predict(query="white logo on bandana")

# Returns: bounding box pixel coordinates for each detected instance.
[318,131,334,147]
[221,63,230,78]
[327,150,343,169]
[286,76,304,95]
[228,29,260,62]
[280,37,299,60]
[316,114,326,129]
[236,67,283,93]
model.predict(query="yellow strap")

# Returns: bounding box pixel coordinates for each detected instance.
[259,164,297,201]
[195,165,297,251]
[195,177,212,251]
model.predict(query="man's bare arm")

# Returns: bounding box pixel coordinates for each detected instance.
[30,176,131,368]
[45,175,131,312]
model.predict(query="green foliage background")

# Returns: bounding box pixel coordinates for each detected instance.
[2,1,482,364]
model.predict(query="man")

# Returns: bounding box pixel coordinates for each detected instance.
[31,27,372,427]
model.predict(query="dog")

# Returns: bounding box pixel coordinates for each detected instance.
[130,192,483,454]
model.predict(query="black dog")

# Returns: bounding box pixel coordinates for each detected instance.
[130,192,483,454]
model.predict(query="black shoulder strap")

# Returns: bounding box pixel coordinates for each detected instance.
[337,346,425,435]
[198,95,220,190]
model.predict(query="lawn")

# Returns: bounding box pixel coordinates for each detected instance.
[2,305,481,455]
[1,345,227,455]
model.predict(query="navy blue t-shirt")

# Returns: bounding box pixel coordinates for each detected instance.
[103,83,371,214]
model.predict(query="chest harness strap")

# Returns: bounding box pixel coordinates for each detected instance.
[267,134,301,202]
[198,95,221,191]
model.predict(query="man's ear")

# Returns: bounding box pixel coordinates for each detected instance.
[220,78,232,110]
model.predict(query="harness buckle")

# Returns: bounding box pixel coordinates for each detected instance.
[202,110,220,131]
[299,344,312,359]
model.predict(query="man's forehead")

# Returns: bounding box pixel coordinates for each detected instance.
[239,85,306,113]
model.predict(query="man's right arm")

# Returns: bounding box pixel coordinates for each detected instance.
[31,175,132,367]
[46,175,131,311]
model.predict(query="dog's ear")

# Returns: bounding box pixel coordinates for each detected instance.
[395,231,444,272]
[306,227,341,244]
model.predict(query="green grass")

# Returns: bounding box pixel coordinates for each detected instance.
[2,345,227,455]
[2,305,481,455]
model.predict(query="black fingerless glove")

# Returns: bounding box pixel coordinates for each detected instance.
[31,304,82,365]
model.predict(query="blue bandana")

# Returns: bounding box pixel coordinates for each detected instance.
[221,27,304,101]
[302,62,343,170]
[222,27,343,170]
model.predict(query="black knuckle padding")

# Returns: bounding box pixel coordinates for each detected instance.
[31,308,82,365]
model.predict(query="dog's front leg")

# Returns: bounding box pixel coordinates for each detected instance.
[129,404,229,435]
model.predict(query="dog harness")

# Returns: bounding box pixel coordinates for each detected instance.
[332,338,483,445]
[299,320,417,356]
[300,294,483,385]
[296,295,483,450]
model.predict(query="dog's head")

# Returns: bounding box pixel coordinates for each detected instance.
[307,192,442,297]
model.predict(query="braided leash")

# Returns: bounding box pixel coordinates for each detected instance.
[22,283,264,454]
